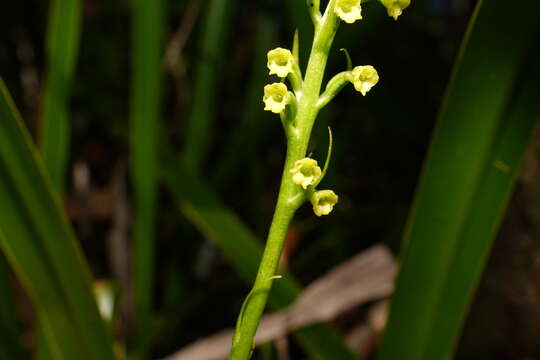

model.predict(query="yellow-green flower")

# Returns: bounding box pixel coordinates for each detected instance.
[350,65,379,96]
[267,48,295,78]
[311,190,339,216]
[290,158,322,189]
[263,83,290,113]
[334,0,362,24]
[380,0,410,20]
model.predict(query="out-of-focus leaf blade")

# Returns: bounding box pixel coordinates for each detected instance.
[377,1,540,359]
[0,254,24,359]
[181,0,237,173]
[0,79,116,360]
[212,14,276,186]
[162,167,358,360]
[130,0,166,357]
[39,0,81,193]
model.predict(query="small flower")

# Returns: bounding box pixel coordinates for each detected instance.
[290,158,322,189]
[380,0,410,20]
[350,65,379,96]
[334,0,362,24]
[311,190,339,216]
[263,83,290,113]
[267,48,295,78]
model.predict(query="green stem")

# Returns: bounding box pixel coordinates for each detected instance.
[229,2,339,359]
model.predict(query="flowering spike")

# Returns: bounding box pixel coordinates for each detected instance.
[311,190,339,216]
[290,158,322,189]
[263,83,290,114]
[380,0,410,20]
[334,0,362,24]
[267,48,295,78]
[350,65,379,96]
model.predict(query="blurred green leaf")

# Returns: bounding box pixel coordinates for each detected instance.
[212,14,277,187]
[162,167,358,360]
[38,1,82,357]
[39,0,81,193]
[130,0,166,357]
[378,1,540,359]
[0,255,24,359]
[0,79,116,360]
[182,0,237,173]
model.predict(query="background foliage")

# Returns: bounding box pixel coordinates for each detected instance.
[0,0,539,359]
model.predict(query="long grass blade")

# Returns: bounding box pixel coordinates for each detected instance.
[38,1,82,357]
[377,1,540,359]
[39,0,81,193]
[212,14,276,186]
[0,79,115,360]
[181,0,237,173]
[130,0,166,358]
[162,167,358,360]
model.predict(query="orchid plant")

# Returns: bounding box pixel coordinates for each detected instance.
[229,0,409,358]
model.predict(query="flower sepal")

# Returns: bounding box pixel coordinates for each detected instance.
[379,0,410,20]
[267,48,295,78]
[334,0,362,24]
[310,190,339,216]
[263,83,294,114]
[348,65,379,96]
[290,158,322,189]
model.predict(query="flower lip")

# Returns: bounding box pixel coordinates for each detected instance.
[380,0,410,20]
[334,0,362,24]
[311,190,339,216]
[267,48,295,78]
[263,83,290,114]
[290,158,322,189]
[350,65,379,96]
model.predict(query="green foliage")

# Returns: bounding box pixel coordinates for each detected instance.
[182,0,237,172]
[40,0,81,193]
[0,255,24,359]
[130,0,166,357]
[0,79,115,360]
[377,0,540,359]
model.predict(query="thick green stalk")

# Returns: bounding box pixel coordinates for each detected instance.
[229,3,339,359]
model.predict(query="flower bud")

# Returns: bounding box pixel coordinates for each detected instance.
[380,0,410,20]
[290,158,322,189]
[267,48,295,78]
[263,83,290,114]
[334,0,362,24]
[311,190,339,216]
[350,65,379,96]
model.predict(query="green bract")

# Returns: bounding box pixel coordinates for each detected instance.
[351,65,379,96]
[263,83,290,114]
[380,0,410,20]
[290,158,322,189]
[267,48,295,78]
[334,0,362,24]
[311,190,339,216]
